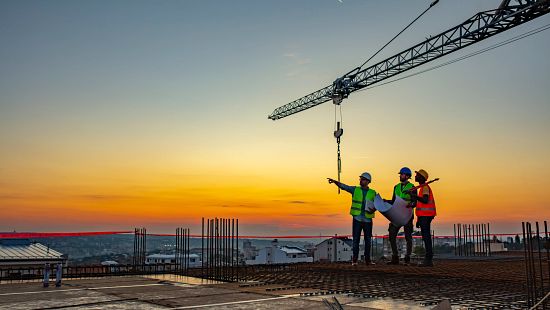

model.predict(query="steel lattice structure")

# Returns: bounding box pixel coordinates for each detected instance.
[268,0,550,120]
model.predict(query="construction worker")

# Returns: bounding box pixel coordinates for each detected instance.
[385,167,415,265]
[327,172,376,266]
[411,169,437,267]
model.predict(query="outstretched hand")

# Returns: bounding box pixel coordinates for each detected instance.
[327,178,337,184]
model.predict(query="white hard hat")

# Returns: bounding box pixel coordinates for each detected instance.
[359,172,372,181]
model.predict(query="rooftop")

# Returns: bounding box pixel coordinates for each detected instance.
[0,239,64,261]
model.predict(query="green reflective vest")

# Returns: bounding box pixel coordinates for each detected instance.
[350,187,376,218]
[394,182,414,202]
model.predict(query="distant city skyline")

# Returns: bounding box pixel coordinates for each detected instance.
[1,0,549,236]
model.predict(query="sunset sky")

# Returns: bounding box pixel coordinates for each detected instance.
[1,0,549,237]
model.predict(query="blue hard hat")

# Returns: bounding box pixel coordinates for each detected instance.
[399,167,412,176]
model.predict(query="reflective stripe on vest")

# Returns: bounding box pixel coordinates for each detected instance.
[394,182,414,202]
[350,187,376,218]
[415,184,436,217]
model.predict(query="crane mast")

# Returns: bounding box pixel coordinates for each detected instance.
[268,0,550,121]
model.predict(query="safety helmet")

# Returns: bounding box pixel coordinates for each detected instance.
[399,167,412,177]
[359,172,372,181]
[416,169,429,180]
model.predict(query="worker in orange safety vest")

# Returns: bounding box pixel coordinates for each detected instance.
[411,169,437,267]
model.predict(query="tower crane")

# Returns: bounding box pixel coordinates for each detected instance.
[267,0,549,185]
[268,0,549,121]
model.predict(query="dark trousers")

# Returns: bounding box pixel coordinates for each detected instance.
[352,219,373,261]
[388,217,413,258]
[417,216,434,260]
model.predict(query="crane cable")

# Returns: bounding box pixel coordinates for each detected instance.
[355,0,439,73]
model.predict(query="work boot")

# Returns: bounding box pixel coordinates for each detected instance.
[418,259,433,267]
[386,255,399,265]
[403,255,411,266]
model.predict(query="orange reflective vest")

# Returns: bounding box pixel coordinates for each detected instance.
[415,184,436,217]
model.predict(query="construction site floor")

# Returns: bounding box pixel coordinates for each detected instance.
[0,275,384,310]
[0,258,544,309]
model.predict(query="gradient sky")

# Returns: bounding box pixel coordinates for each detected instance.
[1,0,549,237]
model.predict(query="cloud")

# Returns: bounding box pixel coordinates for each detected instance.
[78,194,139,201]
[283,51,312,78]
[292,213,341,218]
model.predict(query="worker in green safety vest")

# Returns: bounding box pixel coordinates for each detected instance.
[385,167,415,265]
[328,172,377,266]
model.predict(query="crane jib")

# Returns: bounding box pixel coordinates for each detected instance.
[267,0,550,121]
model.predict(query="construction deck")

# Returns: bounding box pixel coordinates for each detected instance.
[0,258,546,309]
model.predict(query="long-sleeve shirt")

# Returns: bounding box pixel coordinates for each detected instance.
[336,182,374,223]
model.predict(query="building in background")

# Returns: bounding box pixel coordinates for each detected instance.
[246,239,312,265]
[242,240,258,261]
[0,239,66,279]
[313,237,353,262]
[145,253,201,267]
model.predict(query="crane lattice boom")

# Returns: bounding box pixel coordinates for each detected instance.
[268,0,550,121]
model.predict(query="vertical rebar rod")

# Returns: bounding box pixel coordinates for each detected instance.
[236,218,239,282]
[218,218,221,280]
[466,224,470,256]
[481,224,485,256]
[487,223,491,257]
[465,224,469,256]
[479,224,483,256]
[460,223,463,256]
[215,218,218,280]
[529,222,539,304]
[138,228,141,268]
[536,222,544,301]
[206,219,210,279]
[454,224,457,256]
[212,219,215,280]
[189,228,191,275]
[473,224,477,256]
[176,228,179,273]
[133,228,136,267]
[186,228,189,274]
[202,218,204,278]
[483,223,488,256]
[227,218,229,281]
[524,222,533,307]
[479,224,482,255]
[206,220,209,279]
[209,219,213,279]
[231,218,235,281]
[137,228,141,268]
[472,224,475,256]
[458,224,462,256]
[523,222,535,307]
[185,228,187,275]
[223,218,225,281]
[483,223,489,256]
[545,221,549,293]
[223,219,225,281]
[140,228,143,267]
[476,224,480,256]
[226,218,229,281]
